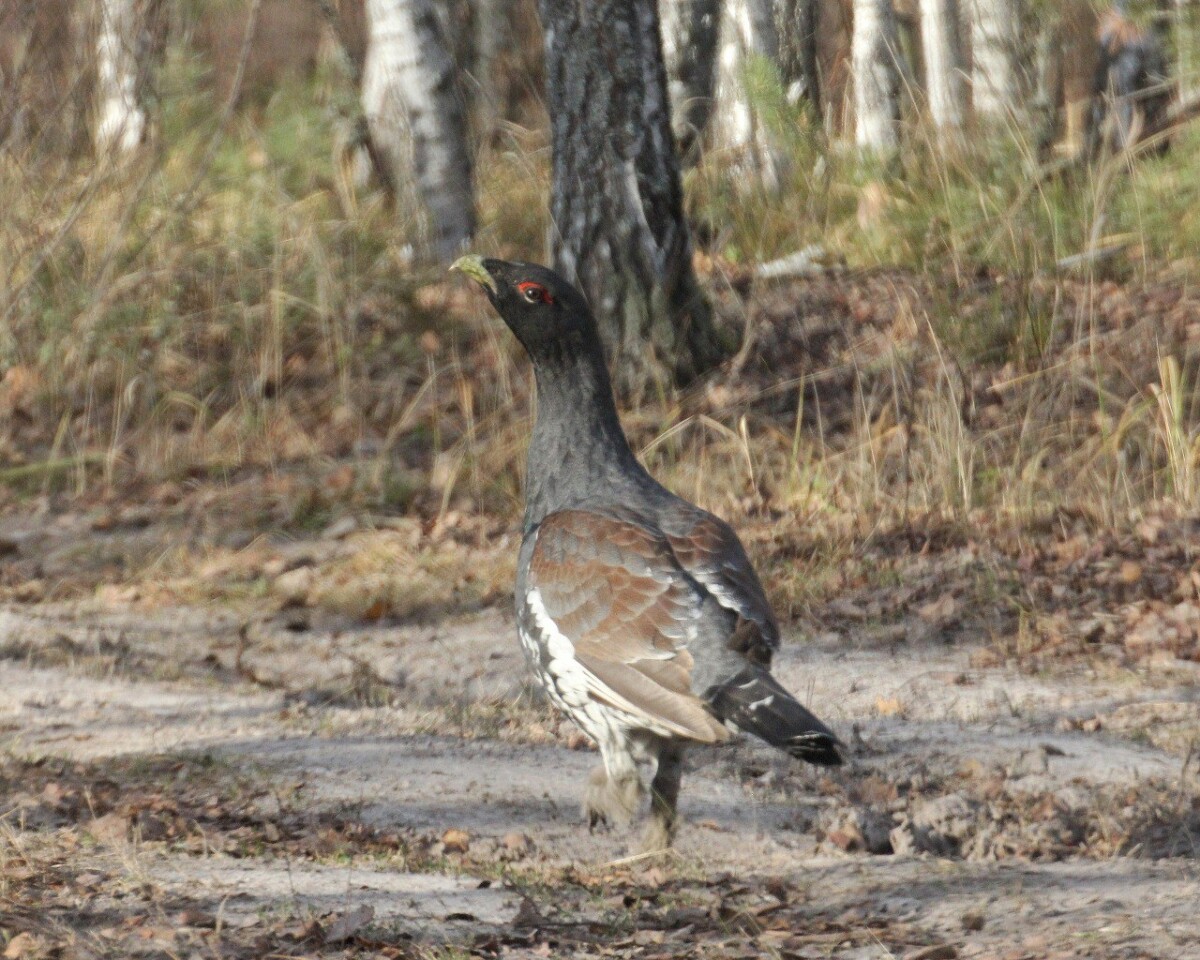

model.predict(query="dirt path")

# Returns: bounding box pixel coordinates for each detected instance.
[2,602,1199,959]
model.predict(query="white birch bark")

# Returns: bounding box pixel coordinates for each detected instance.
[969,0,1019,120]
[713,0,786,188]
[362,0,475,263]
[95,0,146,156]
[919,0,966,137]
[661,0,721,160]
[852,0,901,153]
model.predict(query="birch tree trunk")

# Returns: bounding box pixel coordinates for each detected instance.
[1176,0,1196,101]
[362,0,475,263]
[714,0,786,188]
[919,0,966,138]
[661,0,722,162]
[852,0,901,152]
[95,0,147,156]
[471,0,514,138]
[774,0,822,121]
[969,0,1019,120]
[538,0,722,392]
[1030,18,1061,155]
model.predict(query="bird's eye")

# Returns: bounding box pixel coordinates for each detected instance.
[517,281,553,305]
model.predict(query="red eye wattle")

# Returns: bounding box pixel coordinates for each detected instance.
[517,281,554,305]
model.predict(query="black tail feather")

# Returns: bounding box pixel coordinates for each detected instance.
[710,669,844,766]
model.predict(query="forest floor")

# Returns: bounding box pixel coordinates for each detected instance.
[3,267,1200,960]
[1,509,1199,960]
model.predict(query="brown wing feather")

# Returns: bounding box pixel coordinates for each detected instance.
[529,511,729,743]
[578,655,725,742]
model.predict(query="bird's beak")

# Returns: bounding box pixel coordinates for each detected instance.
[449,254,497,296]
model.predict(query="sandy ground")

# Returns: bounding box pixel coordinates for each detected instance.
[2,601,1199,959]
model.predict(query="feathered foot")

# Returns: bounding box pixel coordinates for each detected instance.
[583,764,642,832]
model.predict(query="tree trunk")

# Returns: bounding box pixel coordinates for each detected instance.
[895,5,925,100]
[1030,18,1061,155]
[919,0,966,138]
[661,0,722,163]
[714,0,786,188]
[852,0,901,152]
[775,0,822,122]
[362,0,475,263]
[968,0,1019,120]
[1175,0,1196,102]
[471,0,514,138]
[95,0,147,156]
[1,1,94,156]
[538,0,723,393]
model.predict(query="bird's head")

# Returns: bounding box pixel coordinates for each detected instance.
[450,255,598,364]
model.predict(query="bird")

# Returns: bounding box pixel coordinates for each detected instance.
[450,255,843,851]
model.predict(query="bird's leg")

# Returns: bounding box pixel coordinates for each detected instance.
[583,751,642,832]
[642,742,685,852]
[584,765,612,832]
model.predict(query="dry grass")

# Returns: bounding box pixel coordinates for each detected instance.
[0,12,1198,632]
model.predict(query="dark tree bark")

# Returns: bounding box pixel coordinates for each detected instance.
[538,0,724,393]
[661,0,722,163]
[775,0,822,122]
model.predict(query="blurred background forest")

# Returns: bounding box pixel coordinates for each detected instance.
[4,5,1200,957]
[1,0,1199,647]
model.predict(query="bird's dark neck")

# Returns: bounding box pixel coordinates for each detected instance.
[523,349,652,530]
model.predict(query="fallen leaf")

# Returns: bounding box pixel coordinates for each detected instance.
[640,867,668,888]
[918,594,959,624]
[325,905,374,943]
[177,909,216,928]
[501,831,532,857]
[362,598,390,621]
[88,812,129,845]
[969,648,1002,669]
[1119,561,1143,584]
[273,567,315,607]
[512,898,545,928]
[827,827,863,852]
[875,696,905,717]
[292,918,323,942]
[441,828,470,853]
[135,811,171,842]
[4,933,41,959]
[903,946,958,960]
